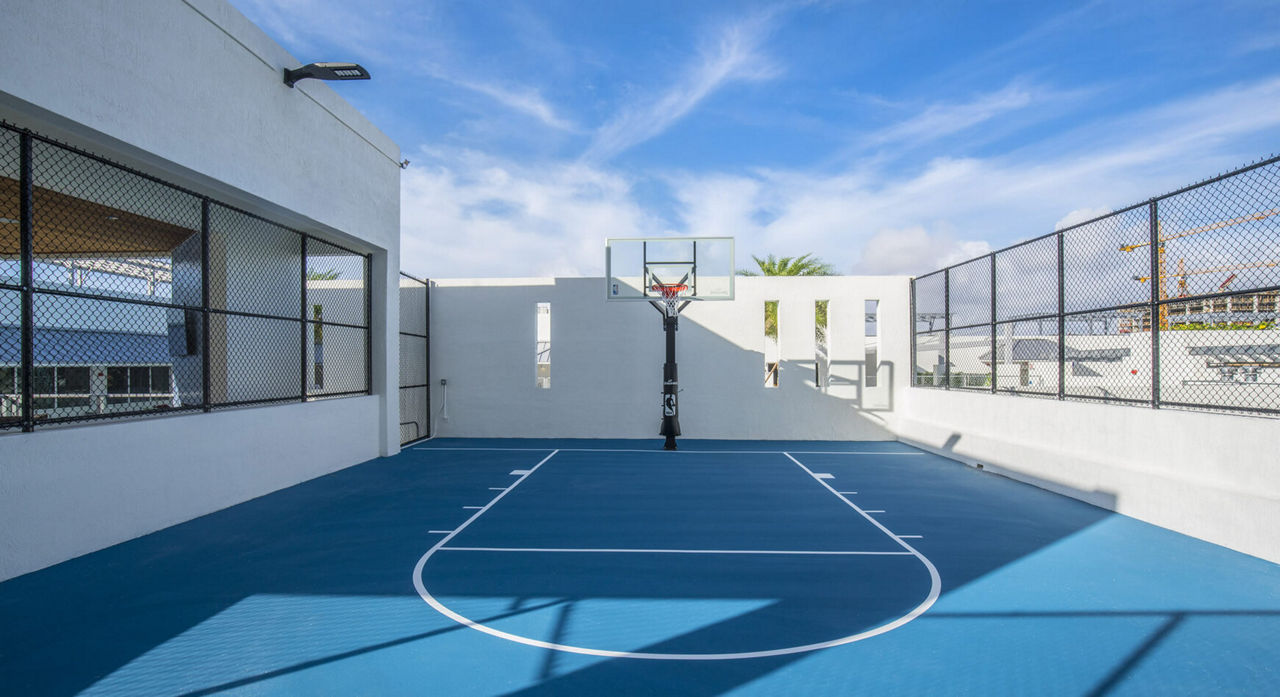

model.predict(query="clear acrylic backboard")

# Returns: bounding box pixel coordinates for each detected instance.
[605,237,735,302]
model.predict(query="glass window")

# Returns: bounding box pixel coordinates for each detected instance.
[60,367,91,394]
[0,366,15,394]
[151,367,170,393]
[129,366,150,394]
[107,367,129,394]
[32,366,54,395]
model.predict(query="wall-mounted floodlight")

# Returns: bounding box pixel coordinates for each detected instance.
[283,62,370,88]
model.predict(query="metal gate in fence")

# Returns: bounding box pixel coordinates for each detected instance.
[399,273,429,444]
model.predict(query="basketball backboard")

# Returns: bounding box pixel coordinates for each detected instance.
[605,237,735,302]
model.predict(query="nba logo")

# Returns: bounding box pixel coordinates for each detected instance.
[612,283,619,296]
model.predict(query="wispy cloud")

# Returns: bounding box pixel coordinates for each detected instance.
[666,76,1280,276]
[428,71,577,132]
[399,148,666,279]
[581,12,782,163]
[399,75,1280,279]
[232,0,425,65]
[865,82,1037,148]
[1237,30,1280,55]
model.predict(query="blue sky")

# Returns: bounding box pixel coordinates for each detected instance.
[232,0,1280,278]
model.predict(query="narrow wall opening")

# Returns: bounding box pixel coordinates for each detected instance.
[815,300,829,390]
[865,299,879,387]
[764,300,779,387]
[535,302,551,389]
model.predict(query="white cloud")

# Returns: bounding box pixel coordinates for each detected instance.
[865,83,1037,148]
[582,13,781,163]
[854,227,991,276]
[403,75,1280,280]
[399,149,665,279]
[422,67,577,132]
[1239,31,1280,55]
[1055,207,1112,230]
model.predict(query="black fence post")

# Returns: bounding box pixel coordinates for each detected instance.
[366,254,373,396]
[943,268,951,389]
[1149,200,1161,409]
[909,279,917,388]
[18,132,34,433]
[201,199,211,412]
[430,276,435,434]
[300,235,309,403]
[989,253,997,393]
[1057,229,1066,400]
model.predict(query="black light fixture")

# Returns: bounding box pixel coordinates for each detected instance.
[283,62,370,88]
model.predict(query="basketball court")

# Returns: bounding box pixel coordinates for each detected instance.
[3,439,1278,696]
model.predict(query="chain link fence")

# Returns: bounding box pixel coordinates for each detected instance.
[912,154,1280,417]
[1,122,371,432]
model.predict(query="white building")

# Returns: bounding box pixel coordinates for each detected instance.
[1,0,401,582]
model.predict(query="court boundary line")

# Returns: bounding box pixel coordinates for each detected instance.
[439,546,914,556]
[414,446,924,456]
[413,448,943,661]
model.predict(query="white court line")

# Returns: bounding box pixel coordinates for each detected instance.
[781,452,941,642]
[488,487,508,491]
[509,469,532,475]
[899,535,924,539]
[837,491,858,495]
[440,546,912,556]
[413,448,942,661]
[462,506,484,510]
[814,473,835,479]
[415,446,923,456]
[428,530,454,534]
[864,510,885,514]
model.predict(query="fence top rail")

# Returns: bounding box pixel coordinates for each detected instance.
[399,271,429,284]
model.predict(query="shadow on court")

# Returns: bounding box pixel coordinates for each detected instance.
[2,441,1278,696]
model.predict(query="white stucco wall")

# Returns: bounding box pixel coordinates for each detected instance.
[429,275,910,440]
[0,0,400,580]
[897,385,1280,562]
[0,398,380,580]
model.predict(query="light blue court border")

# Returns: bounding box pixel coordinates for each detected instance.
[412,448,941,660]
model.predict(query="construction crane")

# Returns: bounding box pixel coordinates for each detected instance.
[1133,259,1280,286]
[1120,206,1280,329]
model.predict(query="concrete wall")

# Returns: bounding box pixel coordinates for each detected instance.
[0,0,400,581]
[897,388,1280,562]
[0,398,380,580]
[429,275,910,440]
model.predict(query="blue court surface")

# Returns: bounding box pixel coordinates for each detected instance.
[3,439,1279,696]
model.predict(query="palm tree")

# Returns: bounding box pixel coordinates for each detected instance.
[737,254,837,338]
[306,267,340,281]
[737,253,836,277]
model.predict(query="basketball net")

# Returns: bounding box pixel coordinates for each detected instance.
[652,283,688,318]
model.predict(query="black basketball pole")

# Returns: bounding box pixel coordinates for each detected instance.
[660,311,681,450]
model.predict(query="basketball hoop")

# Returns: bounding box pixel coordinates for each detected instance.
[652,283,688,318]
